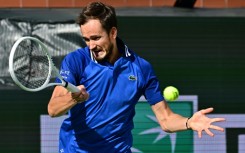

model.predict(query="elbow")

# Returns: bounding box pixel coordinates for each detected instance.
[159,119,174,133]
[164,129,174,133]
[48,111,62,118]
[47,105,59,118]
[161,125,173,133]
[48,109,57,118]
[48,112,58,118]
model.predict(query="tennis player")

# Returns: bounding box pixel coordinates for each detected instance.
[48,2,225,153]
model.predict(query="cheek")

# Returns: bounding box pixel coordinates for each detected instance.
[100,39,111,51]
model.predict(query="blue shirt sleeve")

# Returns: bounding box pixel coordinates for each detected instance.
[56,48,90,86]
[140,59,164,105]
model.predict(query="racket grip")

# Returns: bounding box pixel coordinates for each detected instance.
[66,82,80,93]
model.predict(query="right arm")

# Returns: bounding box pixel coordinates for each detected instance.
[47,85,89,117]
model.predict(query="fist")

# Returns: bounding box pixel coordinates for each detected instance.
[71,85,89,103]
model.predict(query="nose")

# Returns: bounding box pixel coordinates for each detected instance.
[89,40,96,50]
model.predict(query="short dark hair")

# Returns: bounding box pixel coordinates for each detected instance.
[76,2,117,34]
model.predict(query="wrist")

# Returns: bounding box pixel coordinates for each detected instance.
[186,117,191,130]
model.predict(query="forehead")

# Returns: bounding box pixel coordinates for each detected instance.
[80,19,105,37]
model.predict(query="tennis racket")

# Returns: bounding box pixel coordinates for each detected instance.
[9,36,80,92]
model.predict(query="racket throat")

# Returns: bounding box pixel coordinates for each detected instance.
[63,80,69,88]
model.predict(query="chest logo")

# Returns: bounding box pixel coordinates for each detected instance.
[128,75,137,81]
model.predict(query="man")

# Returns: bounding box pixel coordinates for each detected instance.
[48,2,225,153]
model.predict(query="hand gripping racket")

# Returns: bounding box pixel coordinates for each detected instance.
[9,36,80,92]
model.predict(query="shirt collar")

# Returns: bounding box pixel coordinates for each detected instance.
[116,37,131,58]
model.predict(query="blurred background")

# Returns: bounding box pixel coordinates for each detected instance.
[0,0,245,152]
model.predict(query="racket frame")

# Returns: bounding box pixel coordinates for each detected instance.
[9,36,80,92]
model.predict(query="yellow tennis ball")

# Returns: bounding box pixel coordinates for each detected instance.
[163,86,179,101]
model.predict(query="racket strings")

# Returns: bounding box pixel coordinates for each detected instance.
[12,39,50,89]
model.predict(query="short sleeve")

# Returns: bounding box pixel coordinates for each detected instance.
[56,48,90,86]
[141,61,164,105]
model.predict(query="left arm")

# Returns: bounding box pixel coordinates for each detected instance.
[151,100,189,133]
[151,100,225,138]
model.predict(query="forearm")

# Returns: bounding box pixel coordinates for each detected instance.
[48,85,89,117]
[48,93,77,117]
[152,101,189,133]
[160,113,189,132]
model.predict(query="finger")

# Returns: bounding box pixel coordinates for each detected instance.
[201,107,214,114]
[78,85,89,100]
[81,91,91,101]
[205,128,214,137]
[210,125,224,132]
[85,92,90,100]
[71,92,83,103]
[80,87,87,94]
[211,118,226,123]
[71,91,81,99]
[198,131,202,138]
[81,91,89,100]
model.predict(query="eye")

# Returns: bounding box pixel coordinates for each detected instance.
[91,36,101,41]
[83,37,89,42]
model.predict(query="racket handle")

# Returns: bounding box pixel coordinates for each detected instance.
[65,82,80,93]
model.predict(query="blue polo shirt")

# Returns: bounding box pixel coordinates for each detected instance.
[58,38,164,153]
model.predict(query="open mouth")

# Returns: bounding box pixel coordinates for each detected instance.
[92,50,103,57]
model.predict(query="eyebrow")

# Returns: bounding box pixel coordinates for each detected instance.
[82,35,101,41]
[82,37,89,41]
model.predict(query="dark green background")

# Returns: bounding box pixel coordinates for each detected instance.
[118,17,245,114]
[0,16,245,152]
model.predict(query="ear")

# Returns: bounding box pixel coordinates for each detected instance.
[110,27,117,39]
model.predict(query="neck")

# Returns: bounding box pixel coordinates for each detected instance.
[106,40,122,64]
[109,48,121,64]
